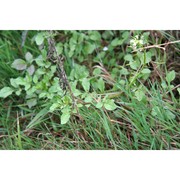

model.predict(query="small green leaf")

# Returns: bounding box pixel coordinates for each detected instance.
[177,88,180,95]
[83,42,96,54]
[61,111,70,124]
[27,65,35,75]
[84,95,93,103]
[119,80,126,85]
[27,98,37,108]
[35,55,45,67]
[166,70,176,83]
[26,87,36,96]
[104,99,117,111]
[145,52,152,63]
[25,52,33,62]
[95,101,103,109]
[35,33,44,45]
[73,89,82,97]
[89,31,101,41]
[141,68,151,74]
[120,67,129,75]
[11,77,26,86]
[93,68,102,76]
[0,87,14,98]
[77,103,83,108]
[33,74,38,83]
[36,68,46,75]
[15,89,22,96]
[111,38,119,47]
[82,78,90,92]
[56,43,63,55]
[49,103,60,112]
[139,51,152,64]
[124,54,133,62]
[97,77,105,92]
[45,61,51,68]
[135,90,145,101]
[122,31,130,40]
[49,84,61,93]
[161,81,167,89]
[50,65,56,74]
[12,59,27,70]
[39,92,47,98]
[10,78,19,88]
[129,60,140,70]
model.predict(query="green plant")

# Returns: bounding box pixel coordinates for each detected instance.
[0,31,119,125]
[0,30,180,150]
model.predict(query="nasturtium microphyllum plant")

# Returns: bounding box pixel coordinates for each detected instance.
[0,31,120,124]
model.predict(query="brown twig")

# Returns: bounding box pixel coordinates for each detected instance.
[47,31,80,117]
[132,40,180,52]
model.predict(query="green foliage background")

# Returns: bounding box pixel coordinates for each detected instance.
[0,30,179,149]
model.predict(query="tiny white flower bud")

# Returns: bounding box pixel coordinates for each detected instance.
[103,47,108,51]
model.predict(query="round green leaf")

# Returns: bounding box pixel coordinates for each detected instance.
[35,33,44,46]
[12,59,27,70]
